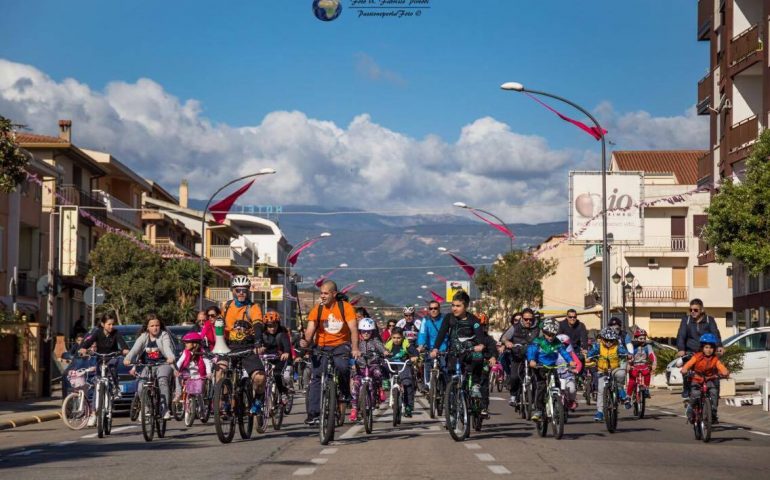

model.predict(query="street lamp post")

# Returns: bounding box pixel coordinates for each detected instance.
[198,168,276,310]
[612,267,642,327]
[501,82,609,328]
[453,202,514,253]
[283,232,332,328]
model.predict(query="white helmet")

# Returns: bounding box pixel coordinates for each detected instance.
[231,275,250,288]
[358,318,376,332]
[403,306,415,315]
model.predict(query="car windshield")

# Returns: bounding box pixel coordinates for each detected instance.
[722,332,742,347]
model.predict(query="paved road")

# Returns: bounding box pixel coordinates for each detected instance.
[2,392,769,480]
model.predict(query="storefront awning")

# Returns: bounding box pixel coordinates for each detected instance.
[648,320,681,339]
[0,296,40,314]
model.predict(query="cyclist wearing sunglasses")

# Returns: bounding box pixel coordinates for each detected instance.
[417,301,448,387]
[558,309,588,356]
[675,298,723,403]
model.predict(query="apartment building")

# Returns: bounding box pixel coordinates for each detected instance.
[696,0,770,329]
[584,151,733,339]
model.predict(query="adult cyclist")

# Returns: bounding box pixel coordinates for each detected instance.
[417,300,448,390]
[501,308,540,407]
[396,306,422,343]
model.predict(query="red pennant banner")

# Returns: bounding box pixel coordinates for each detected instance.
[448,253,476,278]
[209,179,255,224]
[525,93,607,141]
[430,290,445,303]
[470,209,515,239]
[288,238,321,266]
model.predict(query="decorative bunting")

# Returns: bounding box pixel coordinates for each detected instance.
[448,253,475,278]
[470,209,515,239]
[525,92,607,141]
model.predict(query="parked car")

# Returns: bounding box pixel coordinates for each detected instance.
[665,327,770,386]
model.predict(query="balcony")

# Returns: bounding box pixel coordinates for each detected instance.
[583,244,603,265]
[696,70,712,115]
[16,274,38,298]
[634,286,689,304]
[584,291,601,309]
[697,0,712,41]
[206,287,232,303]
[697,151,713,188]
[624,236,689,256]
[728,115,759,157]
[730,25,761,73]
[58,185,107,223]
[208,244,250,271]
[151,237,194,257]
[93,190,141,231]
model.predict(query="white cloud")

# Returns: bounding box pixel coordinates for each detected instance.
[354,53,406,87]
[0,58,708,225]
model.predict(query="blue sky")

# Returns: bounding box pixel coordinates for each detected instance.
[0,0,708,222]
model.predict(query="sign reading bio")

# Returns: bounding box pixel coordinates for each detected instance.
[60,206,79,276]
[445,280,470,303]
[569,171,644,244]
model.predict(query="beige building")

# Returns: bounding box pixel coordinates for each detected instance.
[585,151,733,339]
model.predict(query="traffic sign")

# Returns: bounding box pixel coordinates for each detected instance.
[250,276,271,292]
[84,286,106,306]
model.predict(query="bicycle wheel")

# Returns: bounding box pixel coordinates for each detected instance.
[130,394,140,422]
[239,378,255,438]
[200,384,212,424]
[283,391,294,415]
[96,385,106,438]
[472,400,483,432]
[446,381,469,442]
[213,378,235,444]
[140,388,155,442]
[271,389,284,430]
[552,398,565,440]
[524,382,534,421]
[184,395,196,428]
[319,381,336,445]
[392,387,401,427]
[692,404,703,440]
[702,397,712,443]
[436,376,445,417]
[584,378,593,406]
[603,389,615,433]
[302,366,312,393]
[536,406,548,438]
[360,384,372,434]
[428,373,437,419]
[62,392,90,430]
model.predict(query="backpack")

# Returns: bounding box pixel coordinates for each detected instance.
[223,299,256,323]
[315,300,347,325]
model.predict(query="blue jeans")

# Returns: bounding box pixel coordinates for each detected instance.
[307,344,351,418]
[423,354,446,387]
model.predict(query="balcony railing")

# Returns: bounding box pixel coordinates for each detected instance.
[730,25,761,66]
[697,0,712,41]
[58,185,107,222]
[634,286,689,303]
[16,275,38,298]
[583,244,603,264]
[696,70,712,115]
[206,287,232,303]
[729,115,759,153]
[209,245,250,268]
[697,151,713,187]
[92,190,140,229]
[584,291,601,309]
[151,237,194,257]
[625,236,688,254]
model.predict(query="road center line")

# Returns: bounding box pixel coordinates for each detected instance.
[310,458,329,465]
[293,467,317,476]
[750,431,770,436]
[487,465,511,475]
[55,441,77,446]
[464,442,482,450]
[9,449,44,457]
[320,448,338,455]
[476,453,495,462]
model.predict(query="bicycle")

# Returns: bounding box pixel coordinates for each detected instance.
[91,352,121,438]
[259,354,284,432]
[311,348,350,445]
[428,353,447,419]
[630,365,651,420]
[61,366,95,430]
[132,362,171,442]
[518,354,536,421]
[579,364,596,406]
[357,352,381,434]
[444,338,479,441]
[588,355,622,434]
[534,365,566,440]
[210,350,254,444]
[686,373,724,442]
[385,358,412,427]
[179,374,208,428]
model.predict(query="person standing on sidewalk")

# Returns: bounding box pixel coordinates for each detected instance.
[300,280,360,425]
[675,299,723,407]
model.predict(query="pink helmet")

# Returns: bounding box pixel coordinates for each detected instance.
[182,331,203,343]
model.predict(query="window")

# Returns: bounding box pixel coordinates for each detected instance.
[749,274,760,293]
[726,312,734,328]
[763,268,770,293]
[694,266,709,288]
[734,333,769,352]
[650,312,684,319]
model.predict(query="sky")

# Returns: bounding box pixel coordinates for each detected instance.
[0,0,709,224]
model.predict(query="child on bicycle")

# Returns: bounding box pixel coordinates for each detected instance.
[384,327,418,417]
[586,327,631,421]
[680,333,728,424]
[78,312,129,395]
[257,311,292,409]
[526,319,574,422]
[626,329,656,401]
[556,334,582,411]
[350,318,388,422]
[174,332,212,401]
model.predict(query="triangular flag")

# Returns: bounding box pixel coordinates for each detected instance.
[430,290,445,303]
[350,296,362,306]
[340,282,359,295]
[525,92,607,140]
[209,179,255,224]
[470,210,515,239]
[449,253,476,278]
[287,238,321,266]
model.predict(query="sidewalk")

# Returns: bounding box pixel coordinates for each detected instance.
[0,394,63,431]
[649,388,770,433]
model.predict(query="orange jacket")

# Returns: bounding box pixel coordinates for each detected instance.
[681,352,728,384]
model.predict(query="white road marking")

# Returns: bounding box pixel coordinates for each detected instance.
[9,449,44,457]
[660,411,676,415]
[476,453,495,462]
[487,465,511,475]
[110,426,137,433]
[293,467,317,476]
[339,424,363,439]
[310,458,329,465]
[55,441,76,446]
[464,443,482,450]
[750,431,770,436]
[320,448,338,455]
[489,397,505,401]
[80,433,98,439]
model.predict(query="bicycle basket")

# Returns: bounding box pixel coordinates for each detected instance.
[185,378,204,395]
[68,369,90,389]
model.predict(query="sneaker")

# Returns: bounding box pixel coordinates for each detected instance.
[624,399,632,410]
[304,415,319,426]
[250,399,263,415]
[569,401,578,411]
[163,410,171,420]
[87,414,96,427]
[685,405,694,423]
[382,380,390,390]
[404,406,413,418]
[481,409,489,418]
[379,388,386,403]
[531,410,542,422]
[508,395,517,406]
[349,408,358,422]
[471,384,482,399]
[593,411,604,422]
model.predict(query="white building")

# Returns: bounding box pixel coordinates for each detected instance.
[585,151,733,339]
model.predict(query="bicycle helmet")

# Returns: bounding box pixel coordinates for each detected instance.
[403,306,415,315]
[263,310,281,324]
[231,275,250,288]
[557,334,570,346]
[608,317,622,328]
[358,318,376,331]
[182,332,203,343]
[633,328,648,339]
[699,333,718,346]
[541,319,559,336]
[599,327,619,341]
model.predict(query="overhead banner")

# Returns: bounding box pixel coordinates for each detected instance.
[569,171,644,244]
[60,206,79,276]
[445,280,470,303]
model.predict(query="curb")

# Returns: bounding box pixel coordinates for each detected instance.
[0,410,62,431]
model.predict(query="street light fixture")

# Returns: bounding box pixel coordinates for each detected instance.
[198,168,277,310]
[501,81,609,327]
[612,266,642,327]
[453,201,514,252]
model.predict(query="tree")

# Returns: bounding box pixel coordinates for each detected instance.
[163,258,213,324]
[0,115,30,193]
[704,129,770,275]
[475,250,558,322]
